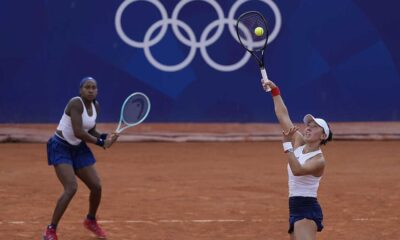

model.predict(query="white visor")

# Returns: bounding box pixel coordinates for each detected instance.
[303,114,330,140]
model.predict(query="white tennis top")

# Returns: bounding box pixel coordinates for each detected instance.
[288,145,322,197]
[57,97,97,145]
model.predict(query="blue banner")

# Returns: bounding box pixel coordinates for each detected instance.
[1,0,399,123]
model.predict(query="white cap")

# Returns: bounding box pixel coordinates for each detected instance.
[303,114,330,140]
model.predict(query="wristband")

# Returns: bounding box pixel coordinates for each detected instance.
[96,138,105,147]
[100,133,108,140]
[271,87,280,97]
[283,142,293,152]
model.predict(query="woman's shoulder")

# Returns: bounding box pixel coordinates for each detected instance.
[68,96,81,102]
[68,97,83,106]
[65,97,83,113]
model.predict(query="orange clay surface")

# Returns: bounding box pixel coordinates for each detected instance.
[1,141,400,240]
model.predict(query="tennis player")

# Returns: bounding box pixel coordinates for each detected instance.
[261,79,332,240]
[43,77,118,240]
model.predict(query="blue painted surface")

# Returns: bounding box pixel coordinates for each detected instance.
[0,0,399,123]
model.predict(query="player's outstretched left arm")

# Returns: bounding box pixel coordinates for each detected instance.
[262,79,305,148]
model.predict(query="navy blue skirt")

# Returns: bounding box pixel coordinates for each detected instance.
[288,196,323,233]
[47,134,96,169]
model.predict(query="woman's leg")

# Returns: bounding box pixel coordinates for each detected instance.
[75,165,102,218]
[290,233,296,240]
[293,219,317,240]
[50,164,78,225]
[75,165,107,238]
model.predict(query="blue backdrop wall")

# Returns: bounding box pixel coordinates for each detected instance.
[1,0,399,123]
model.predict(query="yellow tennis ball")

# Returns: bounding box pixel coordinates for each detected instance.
[254,27,264,36]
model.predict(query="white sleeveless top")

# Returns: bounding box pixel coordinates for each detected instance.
[287,145,322,197]
[56,97,97,145]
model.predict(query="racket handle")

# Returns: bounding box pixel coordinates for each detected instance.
[260,67,271,92]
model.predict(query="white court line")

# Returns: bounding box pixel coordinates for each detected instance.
[353,217,400,221]
[192,219,245,223]
[158,219,246,223]
[8,221,25,224]
[1,217,399,225]
[96,220,114,223]
[0,219,260,225]
[125,220,155,223]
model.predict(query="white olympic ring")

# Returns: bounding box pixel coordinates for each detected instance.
[115,0,282,72]
[144,19,197,72]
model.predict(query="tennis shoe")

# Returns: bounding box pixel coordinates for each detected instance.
[43,226,58,240]
[83,218,107,238]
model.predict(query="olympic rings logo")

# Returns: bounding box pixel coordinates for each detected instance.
[115,0,282,72]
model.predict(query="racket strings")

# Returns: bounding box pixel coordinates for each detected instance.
[121,95,150,125]
[237,12,269,52]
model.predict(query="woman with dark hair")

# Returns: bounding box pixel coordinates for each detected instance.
[43,77,118,240]
[262,79,332,240]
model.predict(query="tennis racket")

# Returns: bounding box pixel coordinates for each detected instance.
[236,11,271,92]
[115,92,151,134]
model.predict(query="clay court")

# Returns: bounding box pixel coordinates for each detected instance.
[1,124,399,239]
[2,1,400,239]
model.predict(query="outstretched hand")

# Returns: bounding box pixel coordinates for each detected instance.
[261,79,277,92]
[282,126,299,142]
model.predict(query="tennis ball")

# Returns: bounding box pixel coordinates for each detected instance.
[254,27,264,36]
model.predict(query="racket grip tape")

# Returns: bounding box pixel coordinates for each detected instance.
[260,68,271,92]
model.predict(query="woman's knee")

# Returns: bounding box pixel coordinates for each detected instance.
[64,181,78,196]
[294,219,317,240]
[89,182,102,193]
